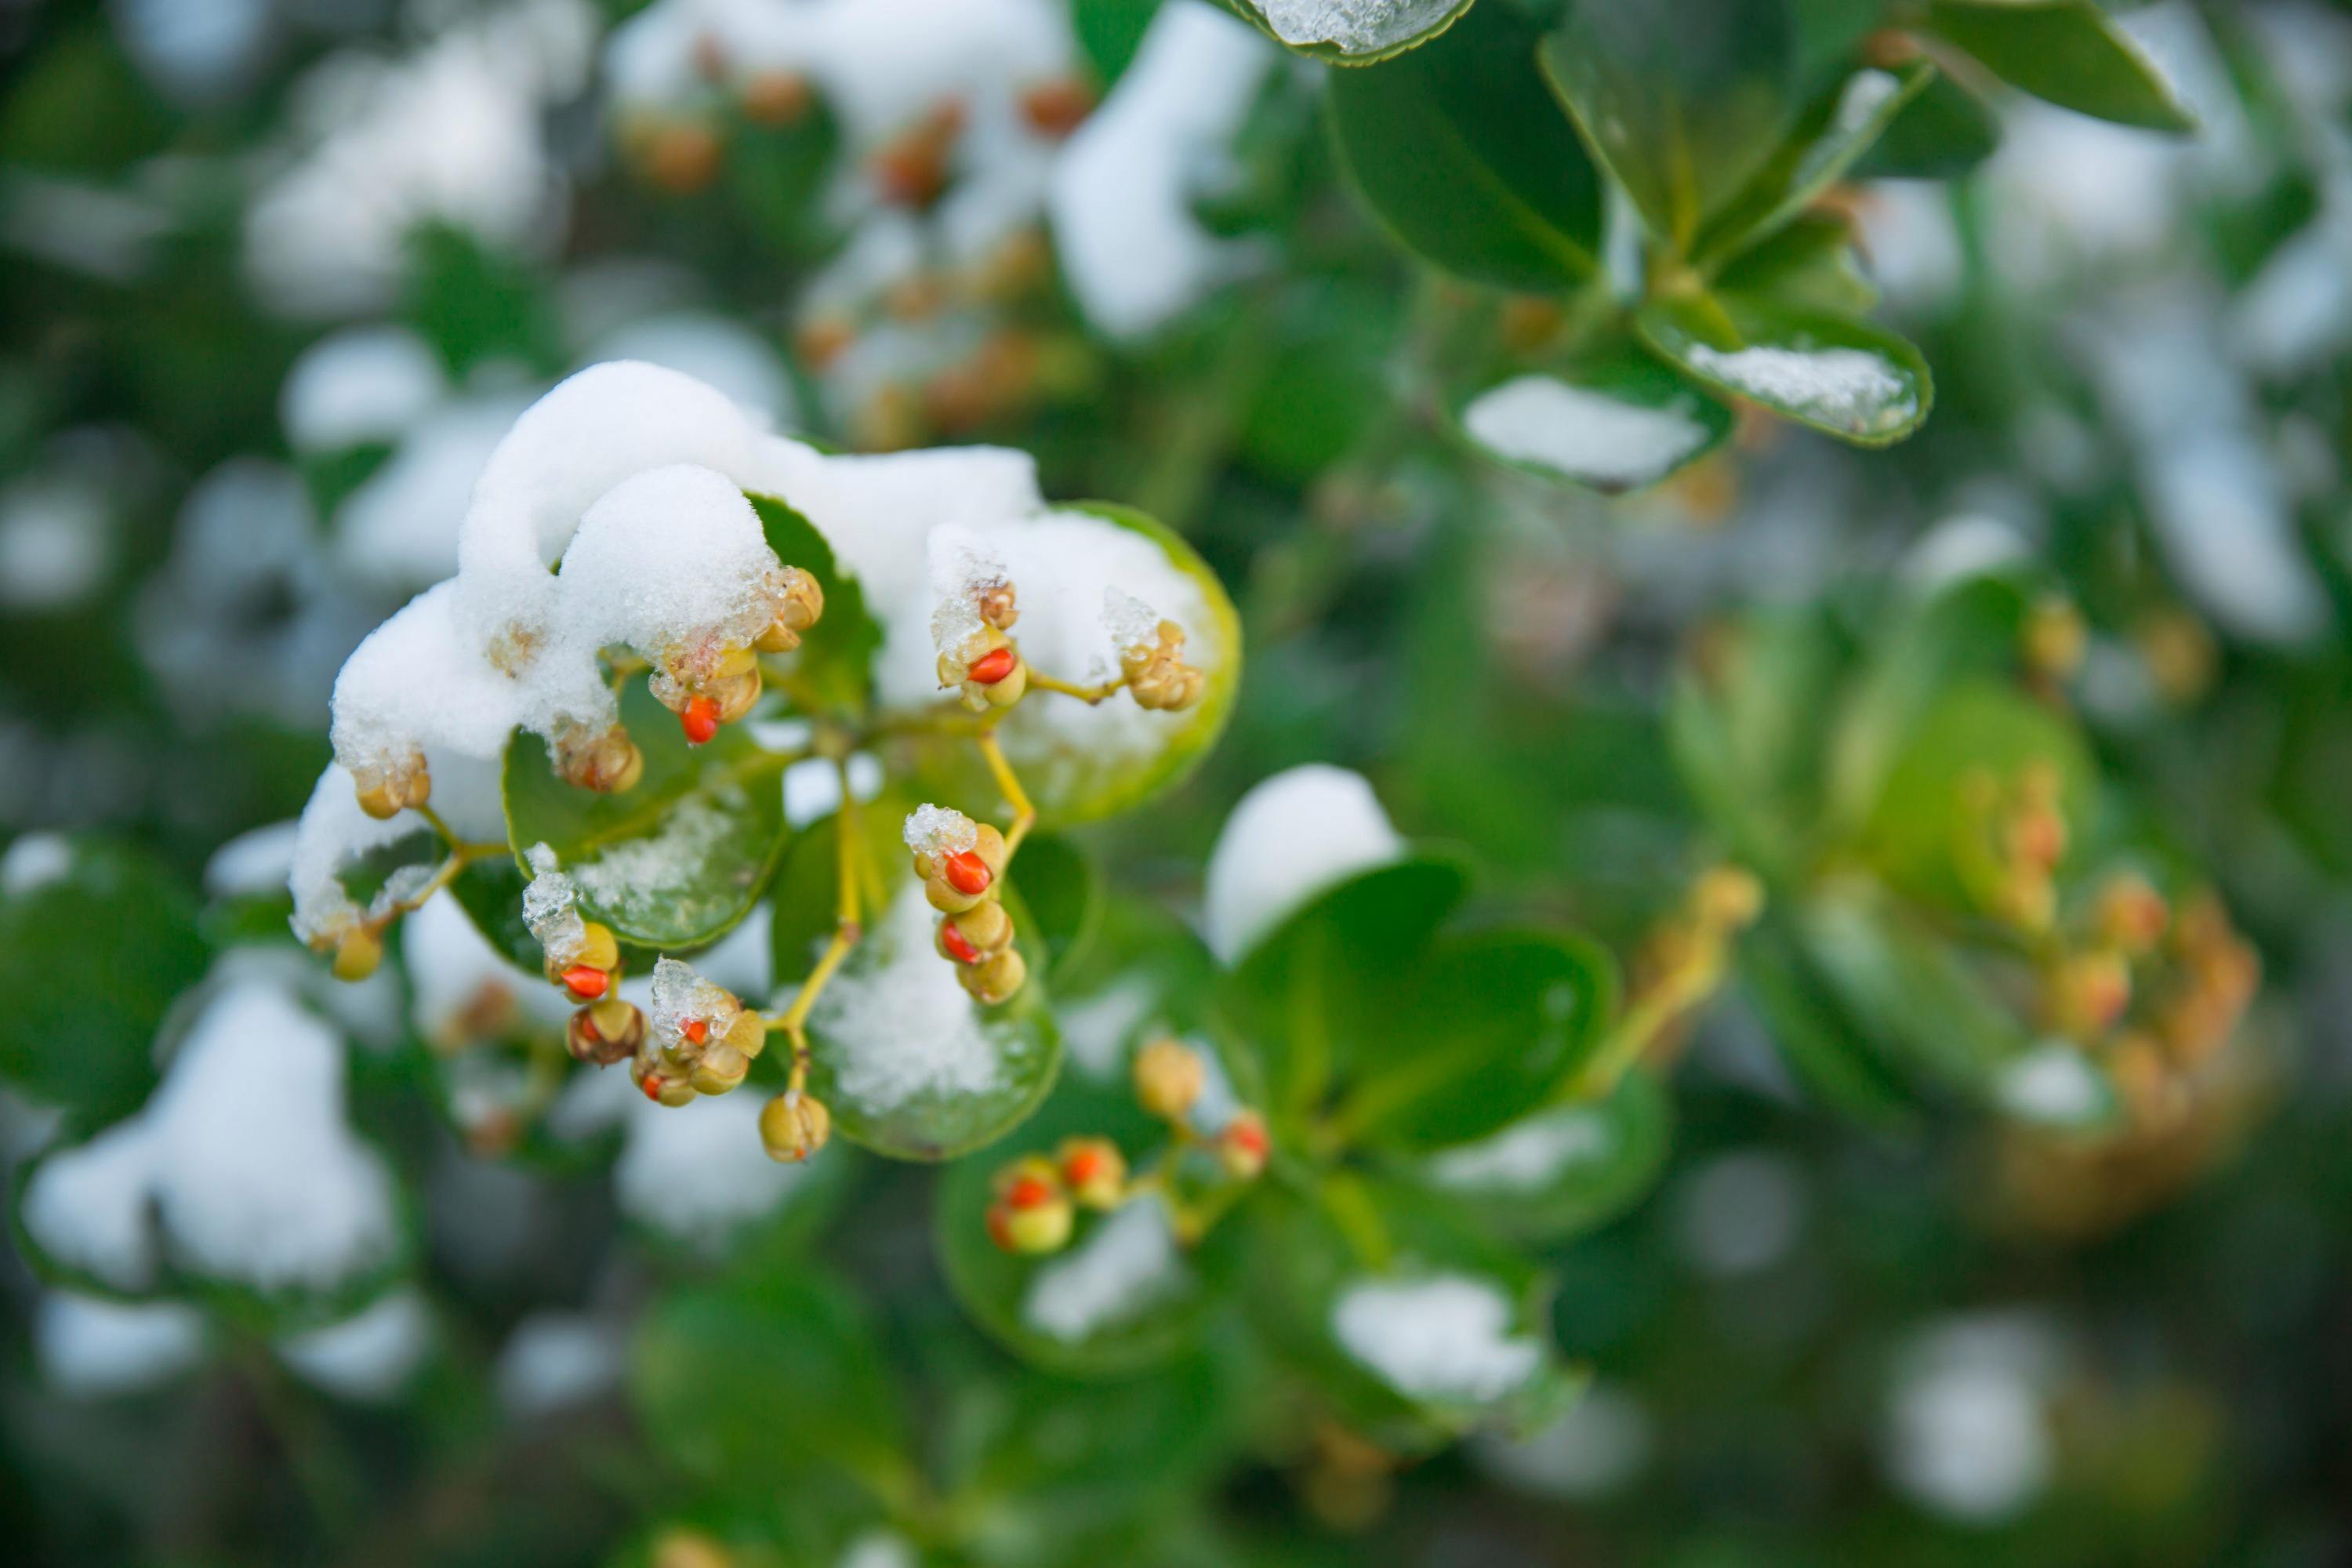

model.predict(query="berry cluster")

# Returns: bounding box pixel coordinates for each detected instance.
[653,565,825,749]
[985,1037,1268,1258]
[634,957,766,1107]
[905,806,1025,1005]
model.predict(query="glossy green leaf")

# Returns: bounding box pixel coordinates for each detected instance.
[447,852,542,975]
[1697,60,1934,265]
[935,1078,1234,1374]
[1451,349,1733,494]
[1638,294,1933,445]
[1220,856,1472,1119]
[1221,0,1478,64]
[1856,680,2094,912]
[631,1270,906,1491]
[746,491,883,718]
[1856,67,2002,178]
[1713,212,1882,316]
[1407,1067,1674,1242]
[1340,929,1617,1152]
[1541,0,1800,252]
[1801,882,2037,1094]
[1924,0,2198,132]
[504,681,789,950]
[0,838,209,1118]
[1326,1,1602,290]
[773,813,1062,1160]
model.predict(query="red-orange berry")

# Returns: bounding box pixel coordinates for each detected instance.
[1006,1174,1054,1210]
[943,850,993,896]
[682,1018,709,1044]
[967,645,1018,685]
[561,964,609,1001]
[940,920,982,965]
[641,1074,666,1102]
[681,695,722,745]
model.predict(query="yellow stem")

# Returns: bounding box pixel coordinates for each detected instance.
[1027,669,1129,706]
[768,760,866,1091]
[973,730,1036,858]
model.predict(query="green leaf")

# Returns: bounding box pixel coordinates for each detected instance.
[1541,0,1800,253]
[773,813,1063,1160]
[446,853,543,975]
[935,1078,1233,1374]
[1856,67,2002,179]
[1737,913,1921,1127]
[1923,0,2199,132]
[1221,0,1479,65]
[1638,294,1933,445]
[1696,60,1934,266]
[746,491,883,717]
[1338,930,1617,1152]
[503,680,789,950]
[1665,605,1850,879]
[631,1269,906,1492]
[1073,0,1167,79]
[1713,212,1881,316]
[0,838,209,1118]
[1855,680,2093,912]
[1406,1068,1674,1242]
[1219,856,1472,1120]
[1800,882,2037,1094]
[1009,833,1104,986]
[1450,348,1733,494]
[1325,0,1602,290]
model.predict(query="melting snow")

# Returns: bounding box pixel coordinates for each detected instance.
[1203,765,1403,963]
[1332,1273,1542,1403]
[1463,376,1714,489]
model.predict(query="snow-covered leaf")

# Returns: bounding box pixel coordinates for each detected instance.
[1638,296,1932,446]
[1452,356,1733,495]
[1224,0,1477,64]
[503,680,789,950]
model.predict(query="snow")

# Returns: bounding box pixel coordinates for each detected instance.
[36,1293,205,1396]
[1680,340,1917,439]
[203,821,299,900]
[287,762,439,947]
[928,526,1010,661]
[1022,1200,1186,1342]
[281,326,446,453]
[1883,1313,2063,1523]
[903,804,979,860]
[0,474,111,610]
[328,582,530,786]
[586,312,795,427]
[567,788,753,933]
[278,1290,431,1401]
[782,753,884,829]
[1996,1045,2109,1126]
[1478,1383,1654,1500]
[613,1090,810,1248]
[1673,1150,1806,1278]
[808,879,1001,1109]
[1203,765,1403,963]
[1251,0,1461,56]
[243,0,594,317]
[1332,1273,1543,1404]
[1,832,73,898]
[554,463,780,674]
[522,844,590,968]
[1462,376,1715,490]
[20,978,400,1294]
[649,955,737,1047]
[1051,3,1274,339]
[498,1312,622,1416]
[1428,1105,1615,1193]
[336,388,539,591]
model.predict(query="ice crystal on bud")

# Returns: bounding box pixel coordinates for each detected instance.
[521,843,589,967]
[650,955,735,1044]
[1102,586,1160,655]
[927,525,1008,659]
[903,803,979,859]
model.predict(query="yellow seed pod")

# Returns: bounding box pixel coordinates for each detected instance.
[721,1009,766,1059]
[957,947,1027,1005]
[1133,1037,1204,1120]
[948,899,1012,954]
[690,1044,750,1096]
[760,1091,832,1163]
[332,925,384,983]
